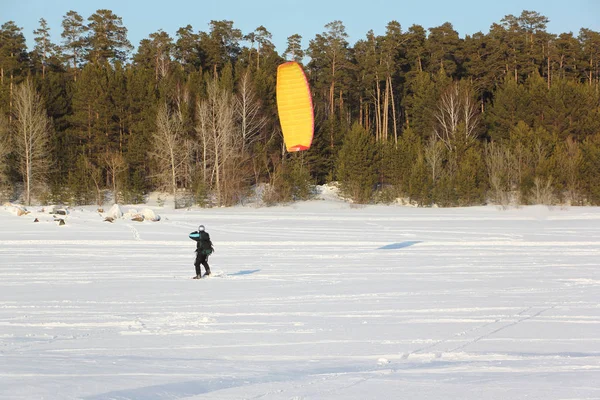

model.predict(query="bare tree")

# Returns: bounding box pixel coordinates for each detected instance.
[434,82,479,150]
[561,137,582,204]
[485,142,518,207]
[84,156,104,207]
[152,103,186,208]
[236,70,267,153]
[531,176,554,205]
[195,99,211,184]
[195,79,239,206]
[424,136,444,183]
[12,79,51,205]
[104,151,127,204]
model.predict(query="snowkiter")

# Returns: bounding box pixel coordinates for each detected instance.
[189,225,214,279]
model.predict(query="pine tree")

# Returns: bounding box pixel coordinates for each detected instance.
[86,9,133,64]
[284,34,304,63]
[307,21,350,119]
[174,25,201,72]
[402,71,436,138]
[336,123,378,203]
[463,32,505,107]
[553,33,580,80]
[200,20,242,77]
[32,18,61,78]
[545,78,600,140]
[0,21,29,118]
[579,28,600,86]
[580,134,600,204]
[403,24,427,73]
[122,64,156,201]
[352,31,378,133]
[60,11,87,78]
[426,22,462,78]
[485,76,530,141]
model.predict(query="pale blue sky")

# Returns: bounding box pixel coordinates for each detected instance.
[4,0,600,55]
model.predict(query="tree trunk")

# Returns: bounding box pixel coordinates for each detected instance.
[359,97,363,128]
[389,76,398,145]
[329,54,336,117]
[547,54,551,89]
[25,143,31,206]
[9,74,13,122]
[383,75,391,142]
[374,73,381,141]
[73,50,78,81]
[257,43,260,70]
[170,146,177,208]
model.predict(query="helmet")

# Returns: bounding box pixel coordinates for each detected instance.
[198,225,205,232]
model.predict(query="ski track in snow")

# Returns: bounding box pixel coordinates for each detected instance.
[1,204,600,399]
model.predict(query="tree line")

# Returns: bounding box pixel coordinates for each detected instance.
[1,9,599,208]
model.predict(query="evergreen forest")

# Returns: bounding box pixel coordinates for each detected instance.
[1,9,600,208]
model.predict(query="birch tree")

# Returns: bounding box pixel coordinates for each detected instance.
[236,70,267,153]
[434,82,480,150]
[12,79,51,205]
[104,151,127,204]
[484,141,518,206]
[424,136,445,184]
[195,98,210,185]
[152,103,185,208]
[560,137,583,204]
[195,79,238,205]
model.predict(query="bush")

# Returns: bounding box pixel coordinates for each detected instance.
[263,156,314,205]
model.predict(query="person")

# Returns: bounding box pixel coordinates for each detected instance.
[189,225,214,279]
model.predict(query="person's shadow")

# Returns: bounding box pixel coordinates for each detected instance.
[230,269,261,276]
[378,241,421,250]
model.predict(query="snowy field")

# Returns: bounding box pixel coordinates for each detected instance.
[1,192,600,399]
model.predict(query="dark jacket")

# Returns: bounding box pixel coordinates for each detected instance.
[189,231,214,255]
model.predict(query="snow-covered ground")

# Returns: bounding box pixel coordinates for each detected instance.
[1,193,600,399]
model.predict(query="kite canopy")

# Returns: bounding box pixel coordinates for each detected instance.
[276,62,314,152]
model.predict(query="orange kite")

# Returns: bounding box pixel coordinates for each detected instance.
[276,62,314,152]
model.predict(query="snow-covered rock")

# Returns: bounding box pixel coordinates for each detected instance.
[107,204,123,219]
[123,208,137,220]
[123,208,147,222]
[140,208,160,222]
[3,202,29,216]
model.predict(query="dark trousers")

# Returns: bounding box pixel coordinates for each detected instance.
[194,252,210,276]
